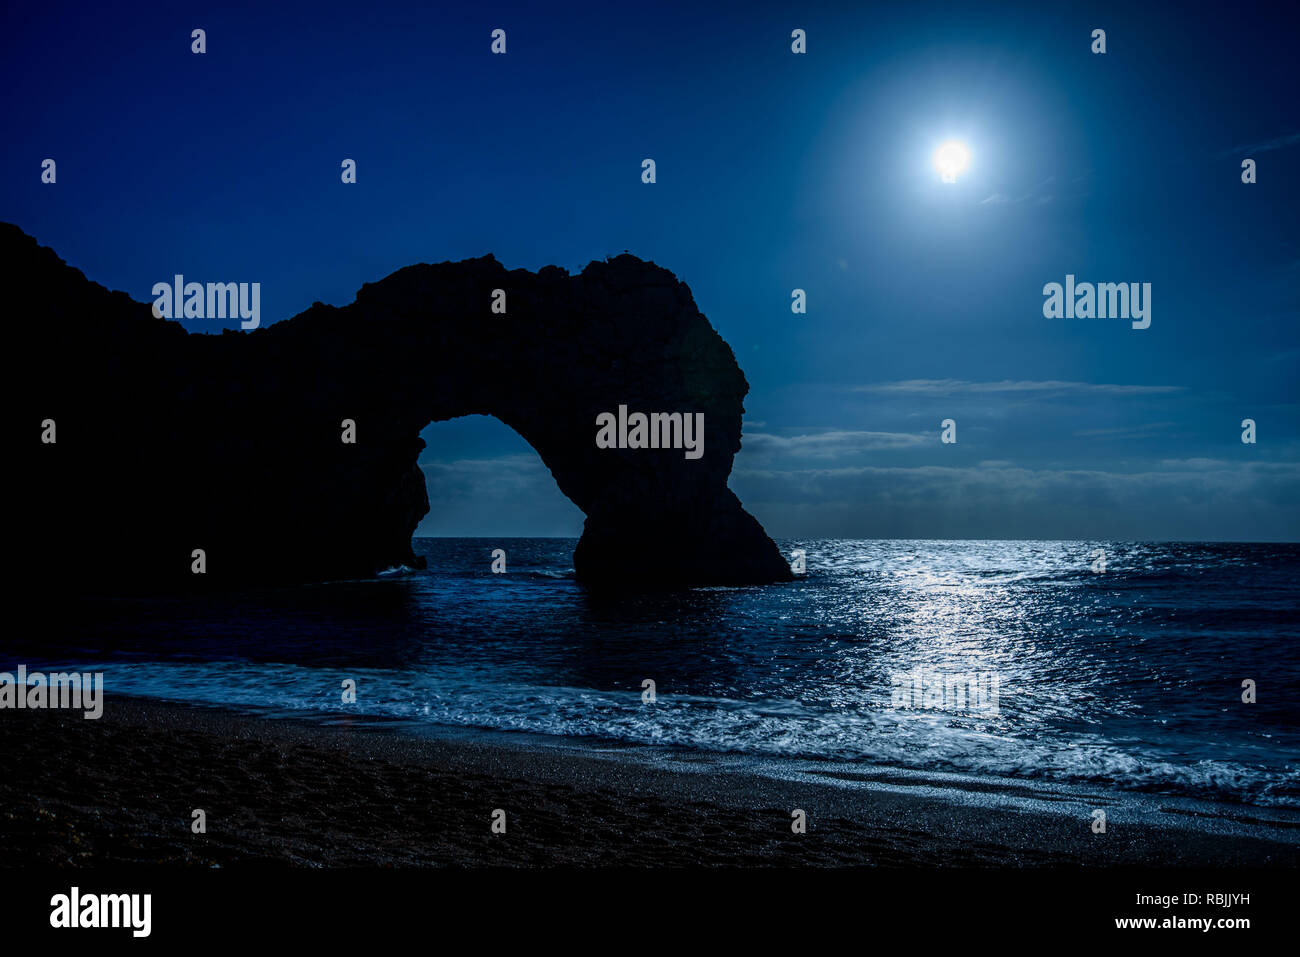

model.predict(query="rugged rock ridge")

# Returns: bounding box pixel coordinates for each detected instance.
[10,222,793,591]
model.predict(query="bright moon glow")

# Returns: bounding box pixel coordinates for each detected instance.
[933,141,970,183]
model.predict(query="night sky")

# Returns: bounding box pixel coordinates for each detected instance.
[3,0,1296,539]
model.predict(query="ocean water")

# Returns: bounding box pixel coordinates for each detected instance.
[10,539,1300,809]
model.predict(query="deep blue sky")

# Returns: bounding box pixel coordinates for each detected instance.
[4,0,1297,539]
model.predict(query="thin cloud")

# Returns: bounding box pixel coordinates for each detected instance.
[1217,131,1300,157]
[979,176,1072,206]
[1158,458,1233,470]
[851,379,1185,397]
[742,430,928,460]
[1075,422,1176,438]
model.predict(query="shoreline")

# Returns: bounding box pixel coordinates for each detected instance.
[3,695,1297,867]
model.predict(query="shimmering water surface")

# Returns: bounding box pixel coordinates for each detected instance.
[11,539,1299,808]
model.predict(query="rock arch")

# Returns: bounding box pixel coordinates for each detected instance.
[11,223,792,591]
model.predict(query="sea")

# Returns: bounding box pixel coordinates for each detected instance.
[9,539,1299,811]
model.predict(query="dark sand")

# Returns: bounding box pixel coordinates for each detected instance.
[3,696,1297,867]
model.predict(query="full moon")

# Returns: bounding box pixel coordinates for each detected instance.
[933,140,970,183]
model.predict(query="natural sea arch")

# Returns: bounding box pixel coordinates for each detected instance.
[13,224,792,591]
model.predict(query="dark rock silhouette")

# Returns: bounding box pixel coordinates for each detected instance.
[10,223,793,591]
